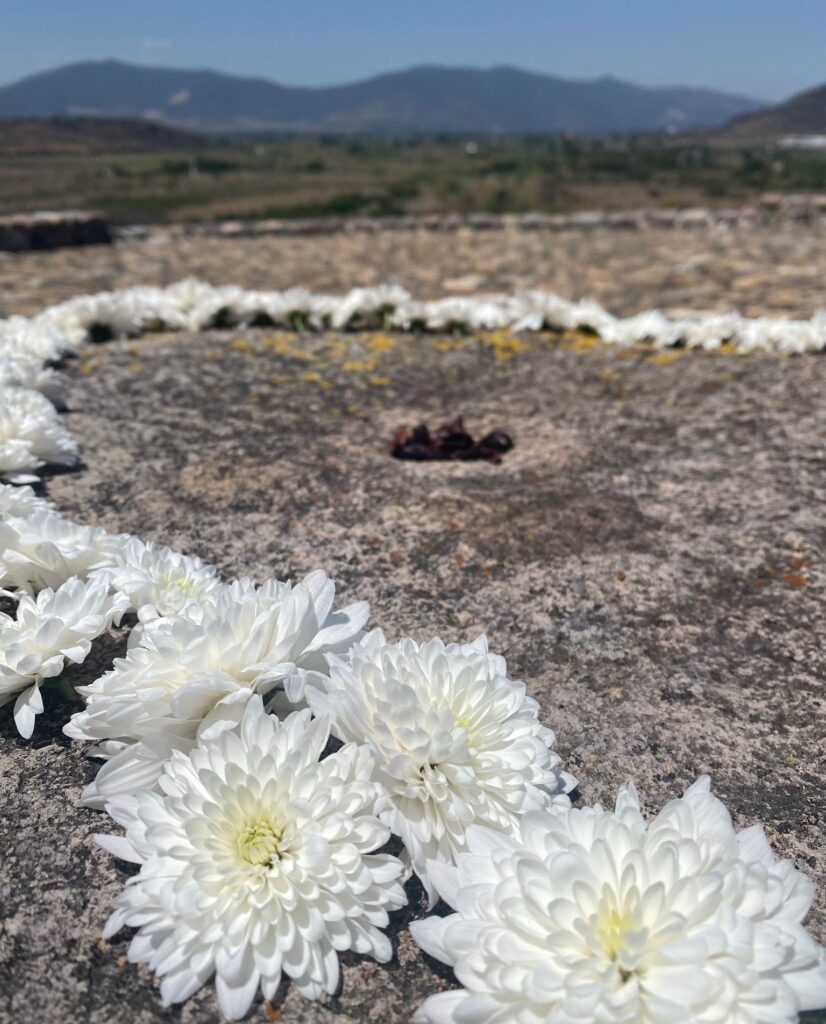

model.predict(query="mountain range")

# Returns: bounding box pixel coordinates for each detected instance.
[0,60,763,135]
[723,82,826,141]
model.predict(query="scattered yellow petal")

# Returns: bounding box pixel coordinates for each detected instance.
[647,350,689,366]
[560,332,599,352]
[325,340,348,360]
[366,332,395,352]
[261,335,293,354]
[230,338,255,354]
[342,358,378,372]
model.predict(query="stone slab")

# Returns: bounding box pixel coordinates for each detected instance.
[1,328,825,1022]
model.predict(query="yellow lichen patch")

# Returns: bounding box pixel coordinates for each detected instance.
[126,361,144,372]
[230,338,256,354]
[481,331,530,361]
[342,358,379,372]
[432,338,467,352]
[261,335,294,355]
[204,350,224,362]
[324,338,348,360]
[598,368,620,380]
[364,332,396,353]
[647,349,690,366]
[559,331,600,352]
[258,333,314,361]
[301,370,332,389]
[368,375,389,386]
[289,347,315,362]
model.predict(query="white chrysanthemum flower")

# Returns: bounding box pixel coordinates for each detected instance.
[682,313,743,351]
[89,536,222,625]
[304,630,574,905]
[97,696,406,1019]
[67,570,370,805]
[0,576,128,738]
[0,507,127,595]
[465,297,514,332]
[0,386,78,484]
[601,310,685,349]
[411,777,826,1024]
[0,481,53,520]
[510,291,618,335]
[0,314,69,363]
[330,285,411,329]
[0,351,61,399]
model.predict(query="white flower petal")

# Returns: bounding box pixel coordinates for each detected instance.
[305,631,572,904]
[410,777,826,1023]
[98,696,406,1013]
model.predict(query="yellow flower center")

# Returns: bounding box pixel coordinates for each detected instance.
[164,570,202,596]
[595,904,637,963]
[235,818,282,866]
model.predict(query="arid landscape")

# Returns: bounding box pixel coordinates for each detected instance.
[2,131,826,224]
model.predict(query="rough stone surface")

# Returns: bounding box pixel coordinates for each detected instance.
[1,322,825,1021]
[2,220,826,320]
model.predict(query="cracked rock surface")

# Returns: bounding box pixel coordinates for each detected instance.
[1,325,824,1023]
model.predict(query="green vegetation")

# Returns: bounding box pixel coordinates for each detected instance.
[2,134,826,224]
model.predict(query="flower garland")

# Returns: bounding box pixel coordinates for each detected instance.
[1,281,825,1022]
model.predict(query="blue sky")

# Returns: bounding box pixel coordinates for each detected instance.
[2,0,824,102]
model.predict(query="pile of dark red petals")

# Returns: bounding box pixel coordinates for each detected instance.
[390,416,514,463]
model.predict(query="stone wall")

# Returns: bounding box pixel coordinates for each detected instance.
[0,211,111,252]
[146,193,826,240]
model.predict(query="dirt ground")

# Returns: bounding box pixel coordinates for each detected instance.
[1,220,825,1022]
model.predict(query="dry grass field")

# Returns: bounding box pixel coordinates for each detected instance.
[2,133,826,224]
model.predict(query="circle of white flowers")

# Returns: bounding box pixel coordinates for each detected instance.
[0,282,824,1021]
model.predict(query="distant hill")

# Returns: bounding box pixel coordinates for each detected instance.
[0,60,763,135]
[0,116,202,154]
[723,82,826,141]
